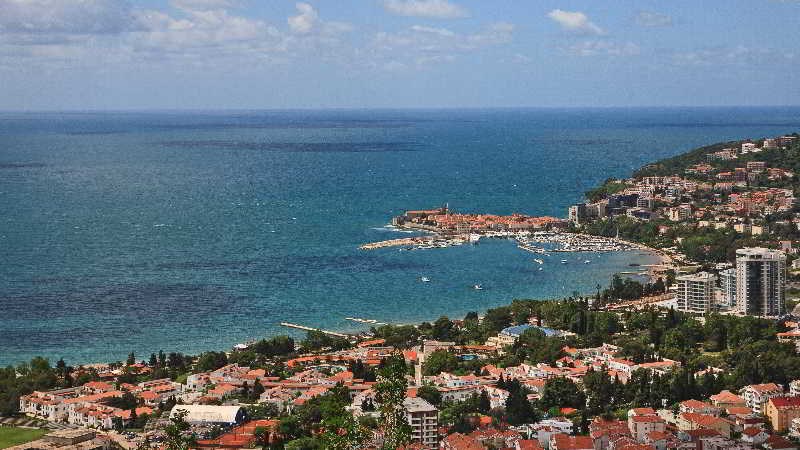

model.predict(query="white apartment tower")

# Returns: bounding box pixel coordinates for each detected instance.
[718,268,737,309]
[403,397,439,448]
[735,248,786,317]
[676,272,717,314]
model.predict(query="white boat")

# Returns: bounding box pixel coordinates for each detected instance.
[561,259,568,264]
[469,233,481,243]
[420,277,431,283]
[584,260,591,264]
[472,284,483,290]
[538,267,543,271]
[534,258,544,265]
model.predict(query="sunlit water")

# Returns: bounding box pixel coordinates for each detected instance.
[2,107,799,365]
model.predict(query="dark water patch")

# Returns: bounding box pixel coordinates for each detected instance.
[0,162,46,169]
[154,260,258,270]
[158,140,420,153]
[151,119,421,131]
[0,282,244,318]
[529,138,634,145]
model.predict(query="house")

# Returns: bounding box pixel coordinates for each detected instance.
[440,433,484,450]
[741,383,783,414]
[589,419,631,450]
[789,417,800,438]
[739,427,769,445]
[765,396,800,432]
[627,415,666,444]
[170,405,247,426]
[679,400,720,416]
[677,413,732,438]
[709,391,746,409]
[765,435,799,450]
[550,434,594,450]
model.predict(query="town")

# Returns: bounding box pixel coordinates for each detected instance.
[3,132,800,450]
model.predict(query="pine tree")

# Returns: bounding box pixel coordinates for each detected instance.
[376,355,410,449]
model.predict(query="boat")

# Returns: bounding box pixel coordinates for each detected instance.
[538,267,543,271]
[533,258,544,265]
[561,259,568,264]
[584,260,591,264]
[420,277,431,283]
[469,233,481,243]
[472,284,483,290]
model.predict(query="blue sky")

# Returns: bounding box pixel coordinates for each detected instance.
[0,0,798,109]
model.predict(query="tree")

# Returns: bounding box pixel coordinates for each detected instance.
[539,378,585,410]
[163,409,195,450]
[375,355,410,449]
[416,385,442,407]
[196,351,228,372]
[504,379,537,425]
[431,316,455,341]
[126,352,136,366]
[583,366,615,414]
[422,350,459,376]
[252,378,265,401]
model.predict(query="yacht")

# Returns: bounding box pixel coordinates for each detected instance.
[472,284,483,290]
[420,276,431,283]
[533,258,544,265]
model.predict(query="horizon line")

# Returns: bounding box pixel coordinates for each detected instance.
[3,104,800,114]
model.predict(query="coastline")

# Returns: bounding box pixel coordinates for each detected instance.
[3,240,665,369]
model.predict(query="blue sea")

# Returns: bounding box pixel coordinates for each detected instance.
[2,107,800,366]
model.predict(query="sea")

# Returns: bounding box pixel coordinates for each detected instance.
[2,107,800,366]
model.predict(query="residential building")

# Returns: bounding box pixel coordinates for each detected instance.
[718,269,736,310]
[404,397,439,448]
[741,383,783,414]
[765,396,800,432]
[170,405,247,426]
[735,248,786,317]
[790,380,800,397]
[679,400,720,416]
[549,434,594,450]
[676,272,717,314]
[709,391,746,409]
[628,413,666,443]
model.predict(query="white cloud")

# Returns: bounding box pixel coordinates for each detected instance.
[635,11,672,27]
[383,0,468,19]
[0,0,139,36]
[670,46,795,67]
[547,9,605,36]
[564,40,640,57]
[287,2,318,34]
[409,25,455,37]
[171,0,239,11]
[369,22,513,70]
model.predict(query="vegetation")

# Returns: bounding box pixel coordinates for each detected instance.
[585,178,629,202]
[0,427,47,449]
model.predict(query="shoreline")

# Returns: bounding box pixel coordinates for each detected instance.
[1,239,666,369]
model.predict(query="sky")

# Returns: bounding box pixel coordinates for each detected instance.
[0,0,798,110]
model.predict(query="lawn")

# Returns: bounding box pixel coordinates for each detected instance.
[0,426,47,449]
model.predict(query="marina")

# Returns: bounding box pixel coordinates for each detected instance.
[361,225,638,257]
